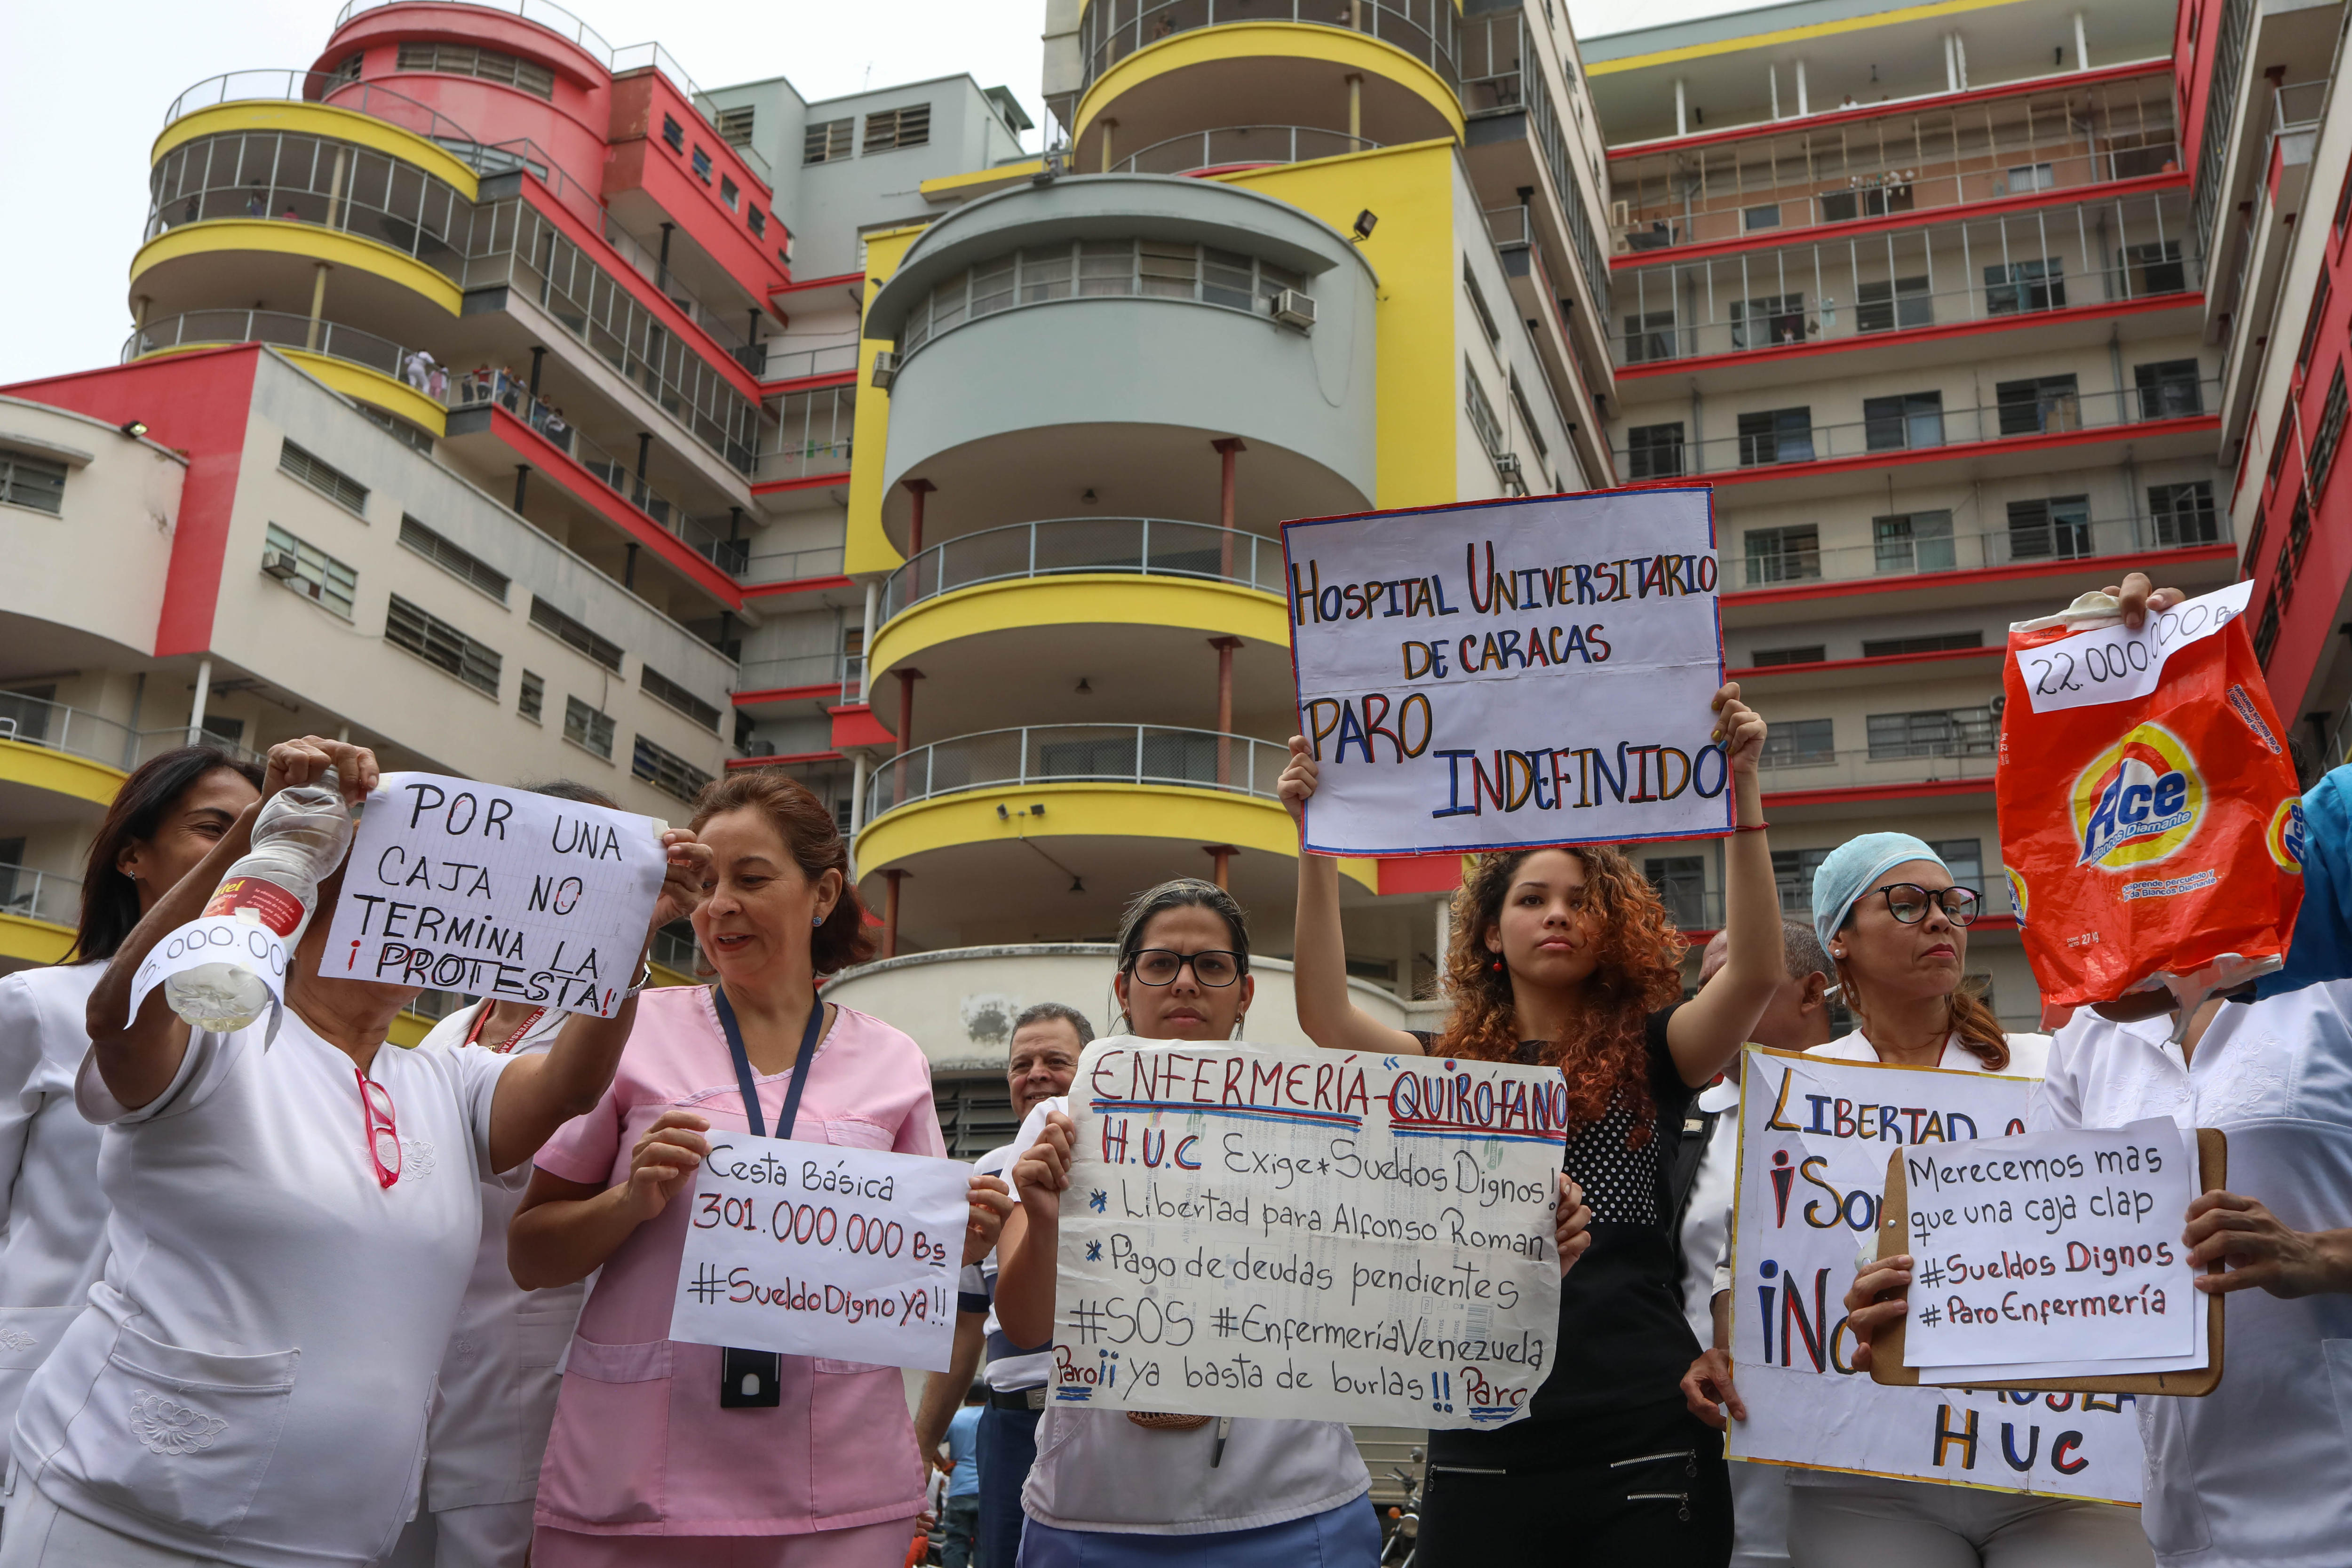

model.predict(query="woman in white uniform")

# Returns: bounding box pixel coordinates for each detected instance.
[1724,832,2151,1567]
[0,736,707,1568]
[993,880,1598,1567]
[0,747,262,1511]
[386,782,633,1568]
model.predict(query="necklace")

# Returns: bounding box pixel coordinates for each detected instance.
[464,1003,548,1055]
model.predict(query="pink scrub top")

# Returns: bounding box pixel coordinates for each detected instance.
[531,986,948,1540]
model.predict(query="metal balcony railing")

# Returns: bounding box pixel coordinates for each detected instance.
[1618,380,2219,476]
[879,517,1284,623]
[760,342,860,382]
[1113,126,1381,175]
[735,651,858,695]
[123,310,424,387]
[1753,746,2000,791]
[0,865,82,930]
[1078,0,1460,95]
[741,544,848,587]
[0,694,277,774]
[1724,510,2229,591]
[866,724,1288,822]
[2273,80,2328,136]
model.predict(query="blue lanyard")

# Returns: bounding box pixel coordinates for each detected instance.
[712,984,822,1140]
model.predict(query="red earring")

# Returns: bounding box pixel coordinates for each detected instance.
[1490,955,1505,974]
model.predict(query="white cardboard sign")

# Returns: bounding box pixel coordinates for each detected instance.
[1049,1038,1564,1429]
[2016,581,2254,714]
[668,1135,970,1371]
[1726,1049,2143,1503]
[319,773,666,1018]
[1283,488,1728,857]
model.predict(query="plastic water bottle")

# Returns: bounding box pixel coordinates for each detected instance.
[164,769,355,1032]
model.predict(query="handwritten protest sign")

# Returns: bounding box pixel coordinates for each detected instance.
[1283,488,1726,856]
[1049,1037,1563,1429]
[669,1136,970,1370]
[1726,1049,2143,1502]
[2016,581,2254,715]
[318,773,666,1018]
[1902,1120,2200,1372]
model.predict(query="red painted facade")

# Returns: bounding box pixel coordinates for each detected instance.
[2,347,260,659]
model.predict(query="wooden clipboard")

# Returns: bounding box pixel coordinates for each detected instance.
[1869,1128,2227,1396]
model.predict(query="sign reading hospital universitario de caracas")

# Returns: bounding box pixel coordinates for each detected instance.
[1283,488,1728,858]
[1049,1038,1566,1430]
[1726,1048,2144,1503]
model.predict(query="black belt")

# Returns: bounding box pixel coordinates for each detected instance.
[988,1386,1047,1411]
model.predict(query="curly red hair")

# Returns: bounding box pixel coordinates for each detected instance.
[1438,846,1688,1146]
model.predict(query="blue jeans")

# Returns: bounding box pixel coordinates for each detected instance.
[979,1403,1042,1568]
[942,1494,982,1568]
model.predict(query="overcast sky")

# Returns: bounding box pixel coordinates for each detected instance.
[0,0,1753,385]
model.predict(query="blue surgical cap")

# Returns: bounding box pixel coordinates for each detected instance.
[1813,832,1948,954]
[2258,765,2351,999]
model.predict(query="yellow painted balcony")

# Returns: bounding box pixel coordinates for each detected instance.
[126,310,449,436]
[0,865,79,970]
[0,697,144,817]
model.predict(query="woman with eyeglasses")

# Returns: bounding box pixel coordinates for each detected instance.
[990,879,1598,1568]
[1754,832,2153,1567]
[2,739,708,1568]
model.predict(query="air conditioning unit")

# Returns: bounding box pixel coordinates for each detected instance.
[262,549,302,581]
[1494,453,1525,484]
[1270,289,1316,332]
[871,350,901,389]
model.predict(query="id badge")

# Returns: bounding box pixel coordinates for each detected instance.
[721,1346,782,1408]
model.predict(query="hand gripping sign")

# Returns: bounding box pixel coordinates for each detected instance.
[1284,488,1728,857]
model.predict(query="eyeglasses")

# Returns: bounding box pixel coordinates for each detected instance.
[1127,948,1244,988]
[356,1068,401,1189]
[1875,883,1984,928]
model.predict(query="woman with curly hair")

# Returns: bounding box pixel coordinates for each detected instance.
[1280,682,1788,1566]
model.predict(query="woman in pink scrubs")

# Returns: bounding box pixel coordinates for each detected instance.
[511,772,1011,1567]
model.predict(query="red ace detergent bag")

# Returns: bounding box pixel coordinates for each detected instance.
[1997,584,2304,1023]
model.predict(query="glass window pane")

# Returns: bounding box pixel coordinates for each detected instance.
[1138,241,1196,299]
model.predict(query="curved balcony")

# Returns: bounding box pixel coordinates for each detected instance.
[1114,125,1381,176]
[865,175,1376,548]
[126,310,449,435]
[162,70,489,173]
[0,865,80,969]
[868,724,1289,821]
[0,694,135,814]
[880,517,1283,621]
[1071,2,1462,176]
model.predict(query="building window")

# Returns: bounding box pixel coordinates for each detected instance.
[0,452,67,515]
[2007,495,2093,560]
[1873,511,1956,573]
[1995,374,2081,435]
[329,51,364,85]
[691,146,713,183]
[2005,162,2057,193]
[1867,707,1997,759]
[529,597,624,671]
[747,206,767,238]
[2310,366,2348,491]
[1986,258,2066,314]
[1751,646,1825,668]
[633,734,714,803]
[1621,309,1677,364]
[1742,204,1781,232]
[1863,391,1943,451]
[863,103,930,153]
[2149,481,2219,546]
[2136,359,2205,420]
[1462,256,1501,344]
[1861,630,1984,657]
[1931,838,1985,892]
[386,595,501,696]
[1507,371,1549,461]
[262,523,358,618]
[1732,293,1805,348]
[661,115,685,152]
[641,665,721,732]
[278,439,368,514]
[1772,846,1834,913]
[2277,495,2312,602]
[399,515,509,603]
[2123,239,2186,295]
[1626,422,1684,479]
[394,41,554,97]
[803,118,853,164]
[720,176,739,210]
[1464,359,1507,460]
[2253,589,2282,667]
[715,104,755,147]
[1856,275,1933,334]
[1744,525,1820,584]
[1822,184,1914,223]
[896,241,1311,357]
[1645,856,1708,929]
[1736,407,1814,466]
[519,670,544,723]
[564,696,616,759]
[1761,717,1835,767]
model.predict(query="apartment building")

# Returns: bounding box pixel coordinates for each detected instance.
[2191,0,2352,773]
[1576,0,2240,1024]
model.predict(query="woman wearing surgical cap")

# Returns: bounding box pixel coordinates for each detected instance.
[1767,832,2152,1566]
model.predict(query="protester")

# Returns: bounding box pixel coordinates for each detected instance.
[938,1384,984,1568]
[385,781,637,1568]
[509,772,1013,1567]
[1,737,707,1568]
[1842,577,2352,1568]
[1673,920,1834,1568]
[913,1003,1090,1568]
[993,879,1597,1565]
[0,747,263,1527]
[1276,683,1778,1563]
